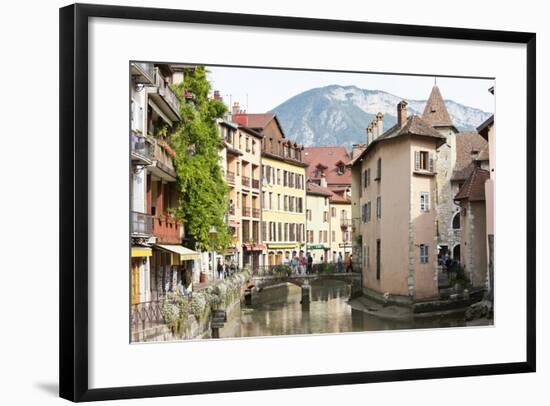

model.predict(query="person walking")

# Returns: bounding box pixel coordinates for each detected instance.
[337,252,343,273]
[306,253,313,275]
[217,260,224,279]
[345,254,353,273]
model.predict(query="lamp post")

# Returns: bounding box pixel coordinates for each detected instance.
[209,226,218,280]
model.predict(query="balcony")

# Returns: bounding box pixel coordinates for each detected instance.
[148,67,181,122]
[131,62,155,85]
[241,176,251,188]
[149,139,176,182]
[130,131,153,164]
[252,208,261,218]
[242,207,251,217]
[251,178,260,189]
[340,218,352,229]
[152,216,181,244]
[226,170,235,185]
[131,211,153,236]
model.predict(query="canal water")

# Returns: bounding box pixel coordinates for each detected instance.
[219,280,469,339]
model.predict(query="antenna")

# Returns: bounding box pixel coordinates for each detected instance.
[434,77,437,86]
[246,93,249,111]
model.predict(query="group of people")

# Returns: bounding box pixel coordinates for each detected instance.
[438,252,459,271]
[283,251,354,274]
[216,259,238,280]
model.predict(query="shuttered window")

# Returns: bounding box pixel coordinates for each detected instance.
[420,192,430,211]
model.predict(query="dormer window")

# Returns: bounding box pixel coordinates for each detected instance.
[335,160,345,175]
[431,105,436,112]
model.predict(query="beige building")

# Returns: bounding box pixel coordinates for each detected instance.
[454,166,490,288]
[232,110,307,266]
[305,182,332,262]
[219,119,263,269]
[350,101,446,303]
[328,190,353,264]
[477,105,495,298]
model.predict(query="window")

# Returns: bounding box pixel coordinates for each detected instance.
[284,223,288,241]
[367,201,371,222]
[376,196,381,219]
[420,244,429,264]
[362,203,367,223]
[269,192,273,210]
[262,192,266,209]
[323,231,328,243]
[277,194,281,210]
[337,164,345,174]
[306,209,312,221]
[332,230,336,242]
[277,169,281,184]
[376,239,381,280]
[420,192,430,212]
[331,207,336,218]
[278,223,282,242]
[283,171,288,186]
[415,150,433,172]
[375,158,381,180]
[261,221,266,241]
[236,161,240,176]
[452,212,461,230]
[252,140,256,154]
[246,137,250,152]
[323,211,328,222]
[319,231,322,243]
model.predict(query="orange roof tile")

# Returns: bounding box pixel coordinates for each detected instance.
[303,146,352,187]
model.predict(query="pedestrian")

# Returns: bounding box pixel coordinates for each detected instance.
[306,253,313,275]
[299,255,307,275]
[337,252,343,273]
[217,260,224,279]
[345,254,353,273]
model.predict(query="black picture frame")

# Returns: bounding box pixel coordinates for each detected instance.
[59,3,536,402]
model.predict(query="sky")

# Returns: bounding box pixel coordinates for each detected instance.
[206,65,495,114]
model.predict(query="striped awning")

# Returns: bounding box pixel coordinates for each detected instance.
[155,244,200,261]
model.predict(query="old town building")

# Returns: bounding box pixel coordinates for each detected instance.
[130,63,200,306]
[219,118,264,269]
[305,181,332,262]
[232,108,307,266]
[350,100,446,303]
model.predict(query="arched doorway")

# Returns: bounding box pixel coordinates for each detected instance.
[453,244,461,261]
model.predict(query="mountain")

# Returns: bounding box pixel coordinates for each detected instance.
[271,85,492,147]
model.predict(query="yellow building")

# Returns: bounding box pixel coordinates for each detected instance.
[232,110,307,266]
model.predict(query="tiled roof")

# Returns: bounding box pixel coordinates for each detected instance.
[451,131,488,181]
[245,113,276,129]
[303,146,352,186]
[454,166,489,202]
[421,85,454,127]
[329,190,351,204]
[306,182,333,197]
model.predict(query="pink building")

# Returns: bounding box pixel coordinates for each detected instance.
[350,101,446,303]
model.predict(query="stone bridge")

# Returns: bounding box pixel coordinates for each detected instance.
[247,272,362,304]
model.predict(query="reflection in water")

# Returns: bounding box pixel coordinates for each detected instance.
[219,280,467,339]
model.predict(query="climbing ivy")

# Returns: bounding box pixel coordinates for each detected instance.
[170,66,231,251]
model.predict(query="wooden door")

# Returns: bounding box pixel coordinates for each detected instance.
[131,259,140,305]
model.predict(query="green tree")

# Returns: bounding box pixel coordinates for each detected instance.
[170,66,230,251]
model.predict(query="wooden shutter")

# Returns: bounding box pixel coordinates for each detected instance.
[429,153,434,172]
[415,151,420,170]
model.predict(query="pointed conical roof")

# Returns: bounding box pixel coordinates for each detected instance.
[422,85,454,127]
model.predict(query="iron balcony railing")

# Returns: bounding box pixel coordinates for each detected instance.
[241,175,251,187]
[154,67,180,115]
[131,211,153,236]
[242,206,251,217]
[340,218,352,228]
[251,178,260,189]
[130,132,154,161]
[252,208,261,218]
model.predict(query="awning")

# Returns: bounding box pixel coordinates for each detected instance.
[266,243,300,250]
[131,247,152,257]
[243,243,266,251]
[155,244,200,261]
[228,220,240,227]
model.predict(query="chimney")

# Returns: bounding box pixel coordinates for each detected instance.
[231,101,241,115]
[366,124,373,144]
[213,90,222,101]
[351,144,363,159]
[375,113,384,137]
[320,174,328,188]
[370,120,378,141]
[397,100,408,127]
[233,110,248,126]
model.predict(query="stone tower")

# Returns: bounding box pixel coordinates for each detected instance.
[421,85,460,259]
